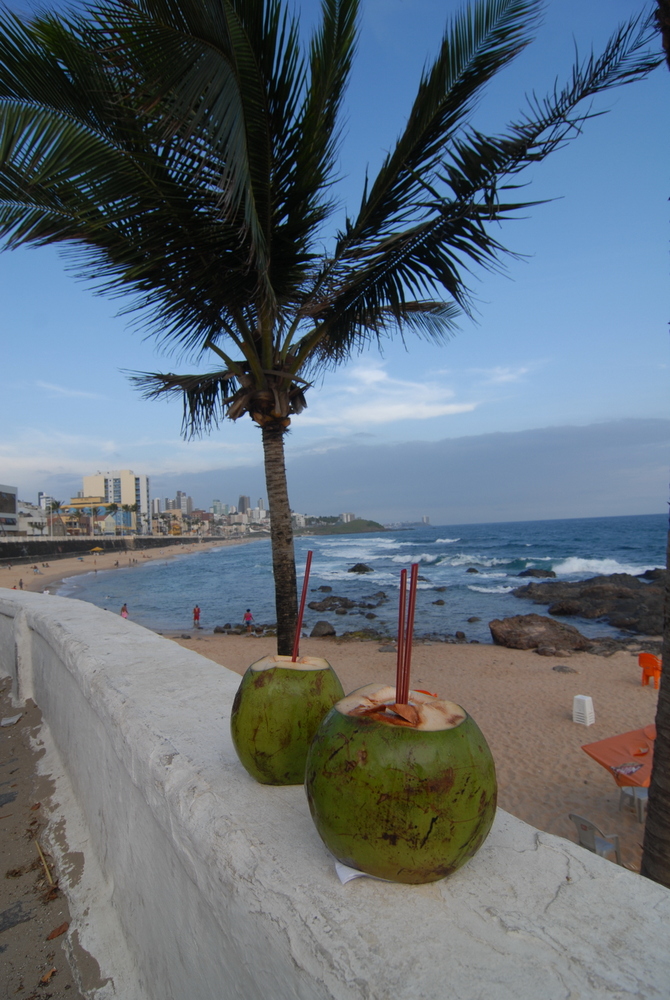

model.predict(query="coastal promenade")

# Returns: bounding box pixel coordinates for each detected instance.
[1,588,668,999]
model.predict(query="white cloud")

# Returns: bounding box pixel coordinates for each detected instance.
[298,362,478,429]
[0,425,262,497]
[470,365,530,384]
[36,380,109,400]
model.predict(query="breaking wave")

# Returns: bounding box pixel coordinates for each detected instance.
[552,557,661,577]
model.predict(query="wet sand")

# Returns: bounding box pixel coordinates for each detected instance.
[0,537,257,596]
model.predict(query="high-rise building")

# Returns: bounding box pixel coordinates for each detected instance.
[238,495,251,514]
[83,470,150,531]
[176,491,193,515]
[340,512,356,523]
[151,498,162,515]
[258,498,265,511]
[421,516,430,524]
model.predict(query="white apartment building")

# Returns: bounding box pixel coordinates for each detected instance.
[83,470,150,532]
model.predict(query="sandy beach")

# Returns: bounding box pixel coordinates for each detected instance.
[168,630,659,872]
[0,537,256,597]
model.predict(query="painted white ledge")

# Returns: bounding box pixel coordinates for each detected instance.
[1,589,669,1000]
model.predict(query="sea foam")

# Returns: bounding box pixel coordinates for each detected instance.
[552,557,661,577]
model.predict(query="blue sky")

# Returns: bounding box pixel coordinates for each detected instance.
[1,0,668,523]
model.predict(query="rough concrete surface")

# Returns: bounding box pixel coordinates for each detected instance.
[0,681,85,999]
[1,589,670,1000]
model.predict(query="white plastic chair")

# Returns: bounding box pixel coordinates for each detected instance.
[618,786,648,824]
[568,814,621,865]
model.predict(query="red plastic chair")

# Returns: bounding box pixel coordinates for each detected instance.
[639,653,662,690]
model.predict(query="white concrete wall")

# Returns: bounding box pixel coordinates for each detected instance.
[1,589,669,1000]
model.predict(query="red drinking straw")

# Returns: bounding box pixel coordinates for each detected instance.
[291,550,313,661]
[397,563,419,705]
[395,568,407,701]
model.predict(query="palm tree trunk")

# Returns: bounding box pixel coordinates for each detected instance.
[640,516,670,886]
[261,423,298,654]
[641,4,670,888]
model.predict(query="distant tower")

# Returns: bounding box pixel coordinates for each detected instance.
[421,515,430,524]
[238,495,251,514]
[258,498,264,511]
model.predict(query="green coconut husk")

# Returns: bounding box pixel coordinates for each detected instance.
[305,683,497,883]
[230,654,345,785]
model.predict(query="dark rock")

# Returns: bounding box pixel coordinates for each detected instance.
[434,586,447,592]
[417,575,430,582]
[365,612,377,619]
[432,599,445,606]
[517,568,556,578]
[467,616,481,622]
[317,585,332,592]
[455,631,466,641]
[535,645,572,657]
[308,595,356,612]
[553,664,578,673]
[180,634,192,639]
[310,620,336,637]
[512,572,665,635]
[466,567,478,574]
[213,626,226,633]
[469,640,480,644]
[361,591,388,607]
[379,644,397,653]
[335,608,348,615]
[489,614,592,651]
[348,563,373,574]
[638,568,664,581]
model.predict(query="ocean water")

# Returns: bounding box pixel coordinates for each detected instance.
[58,513,667,643]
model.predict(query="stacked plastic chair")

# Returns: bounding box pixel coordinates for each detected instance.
[572,695,595,726]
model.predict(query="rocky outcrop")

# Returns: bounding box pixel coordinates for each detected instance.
[310,620,336,637]
[517,568,556,578]
[308,591,388,614]
[489,614,592,651]
[512,572,665,635]
[348,563,373,573]
[308,595,356,612]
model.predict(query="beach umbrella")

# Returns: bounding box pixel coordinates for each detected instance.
[90,547,104,552]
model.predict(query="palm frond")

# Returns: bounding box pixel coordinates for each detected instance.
[343,0,540,248]
[300,6,660,360]
[129,368,237,436]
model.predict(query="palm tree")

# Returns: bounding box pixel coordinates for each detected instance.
[640,0,670,891]
[46,500,62,538]
[120,503,134,535]
[0,0,659,652]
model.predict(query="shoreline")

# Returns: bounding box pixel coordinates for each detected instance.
[0,536,262,597]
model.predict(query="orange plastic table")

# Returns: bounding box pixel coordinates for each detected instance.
[582,725,656,788]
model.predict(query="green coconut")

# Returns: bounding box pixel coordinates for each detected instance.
[230,654,345,785]
[304,683,497,883]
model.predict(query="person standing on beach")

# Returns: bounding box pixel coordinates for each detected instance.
[18,579,23,590]
[193,605,201,628]
[243,609,254,633]
[120,603,129,618]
